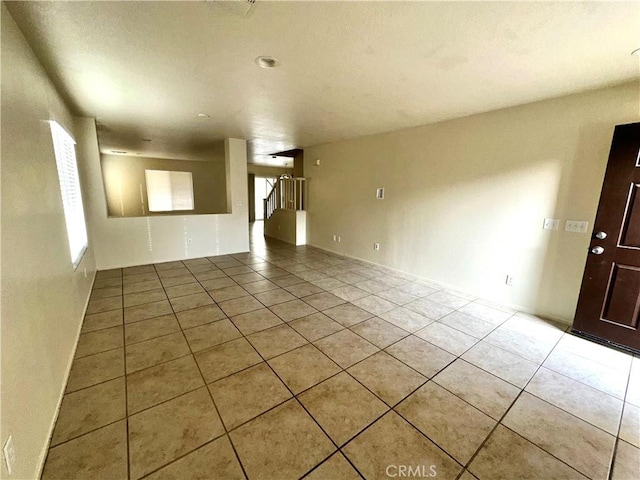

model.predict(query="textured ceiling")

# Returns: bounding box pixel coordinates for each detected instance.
[6,1,640,164]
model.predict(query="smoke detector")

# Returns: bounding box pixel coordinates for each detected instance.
[255,56,279,68]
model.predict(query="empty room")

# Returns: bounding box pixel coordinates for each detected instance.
[1,1,640,480]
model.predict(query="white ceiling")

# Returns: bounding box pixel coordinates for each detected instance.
[6,1,640,165]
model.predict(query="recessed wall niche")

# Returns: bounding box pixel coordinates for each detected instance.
[100,143,229,217]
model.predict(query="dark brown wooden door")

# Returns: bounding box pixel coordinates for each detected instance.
[573,122,640,351]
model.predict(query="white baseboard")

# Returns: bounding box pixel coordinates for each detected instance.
[36,271,97,478]
[307,243,571,326]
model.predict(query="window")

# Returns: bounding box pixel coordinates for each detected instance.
[145,170,194,212]
[50,121,88,268]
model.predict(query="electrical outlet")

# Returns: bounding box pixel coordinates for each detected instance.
[4,436,15,475]
[337,236,341,243]
[374,243,380,251]
[543,218,559,230]
[332,235,337,242]
[376,188,385,200]
[505,275,515,286]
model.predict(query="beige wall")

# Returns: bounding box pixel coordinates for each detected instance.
[79,121,250,270]
[1,6,97,479]
[293,150,304,178]
[100,152,228,217]
[264,210,307,245]
[305,82,640,323]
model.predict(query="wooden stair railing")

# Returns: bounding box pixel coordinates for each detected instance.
[264,177,306,219]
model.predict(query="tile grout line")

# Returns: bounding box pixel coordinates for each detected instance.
[59,241,633,480]
[85,263,516,388]
[66,315,464,451]
[524,364,629,420]
[45,417,128,451]
[379,322,514,472]
[460,330,591,479]
[233,325,357,479]
[124,259,235,471]
[190,262,252,480]
[97,264,430,404]
[122,262,196,478]
[606,351,636,480]
[191,255,353,477]
[118,268,132,480]
[137,258,252,480]
[242,252,478,477]
[535,351,633,404]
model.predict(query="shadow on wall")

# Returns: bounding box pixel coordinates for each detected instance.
[403,121,619,322]
[533,121,617,321]
[393,157,564,318]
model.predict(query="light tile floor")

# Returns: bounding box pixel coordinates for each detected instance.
[42,225,640,480]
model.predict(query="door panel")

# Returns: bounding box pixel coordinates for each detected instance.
[573,123,640,351]
[601,263,640,328]
[619,183,640,248]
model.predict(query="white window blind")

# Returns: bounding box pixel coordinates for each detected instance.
[50,121,88,268]
[145,170,194,212]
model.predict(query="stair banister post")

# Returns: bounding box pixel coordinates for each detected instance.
[277,178,281,210]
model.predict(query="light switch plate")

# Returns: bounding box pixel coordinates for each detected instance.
[543,218,559,230]
[565,220,589,233]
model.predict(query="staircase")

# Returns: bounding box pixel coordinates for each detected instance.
[263,176,307,245]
